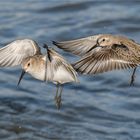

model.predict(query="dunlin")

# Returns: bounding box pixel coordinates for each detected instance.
[0,39,78,109]
[53,34,140,85]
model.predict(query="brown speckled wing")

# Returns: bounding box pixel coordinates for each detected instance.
[53,34,103,56]
[73,45,139,74]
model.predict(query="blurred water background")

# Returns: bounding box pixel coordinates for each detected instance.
[0,0,140,140]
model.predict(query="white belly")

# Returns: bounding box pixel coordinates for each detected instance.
[27,65,76,84]
[29,69,46,81]
[53,66,75,84]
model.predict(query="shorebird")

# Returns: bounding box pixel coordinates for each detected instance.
[53,34,140,85]
[0,39,78,109]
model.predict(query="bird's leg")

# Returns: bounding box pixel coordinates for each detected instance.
[130,67,137,86]
[55,83,61,109]
[55,84,59,102]
[57,85,63,109]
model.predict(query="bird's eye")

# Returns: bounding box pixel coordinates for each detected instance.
[27,63,30,66]
[102,39,105,41]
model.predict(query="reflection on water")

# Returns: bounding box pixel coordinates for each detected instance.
[0,0,140,140]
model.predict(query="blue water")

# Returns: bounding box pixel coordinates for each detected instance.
[0,1,140,140]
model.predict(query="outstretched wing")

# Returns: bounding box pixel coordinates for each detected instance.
[0,39,41,67]
[53,34,103,56]
[45,48,78,83]
[73,44,139,74]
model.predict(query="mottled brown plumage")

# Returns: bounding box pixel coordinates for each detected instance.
[53,34,140,75]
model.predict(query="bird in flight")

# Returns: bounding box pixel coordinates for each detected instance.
[0,39,78,109]
[53,34,140,85]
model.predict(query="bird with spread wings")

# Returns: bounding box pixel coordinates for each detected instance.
[53,34,140,85]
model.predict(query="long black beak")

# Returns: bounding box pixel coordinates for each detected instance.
[95,39,100,47]
[86,42,99,54]
[17,70,26,86]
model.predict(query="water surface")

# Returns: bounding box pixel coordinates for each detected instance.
[0,1,140,140]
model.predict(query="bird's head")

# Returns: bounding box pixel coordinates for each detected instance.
[17,57,39,86]
[96,35,118,47]
[21,57,36,73]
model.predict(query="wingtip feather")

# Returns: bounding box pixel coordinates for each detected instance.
[52,41,58,46]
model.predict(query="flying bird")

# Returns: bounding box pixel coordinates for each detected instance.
[53,34,140,85]
[0,39,78,109]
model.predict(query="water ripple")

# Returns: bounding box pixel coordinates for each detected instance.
[0,0,140,140]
